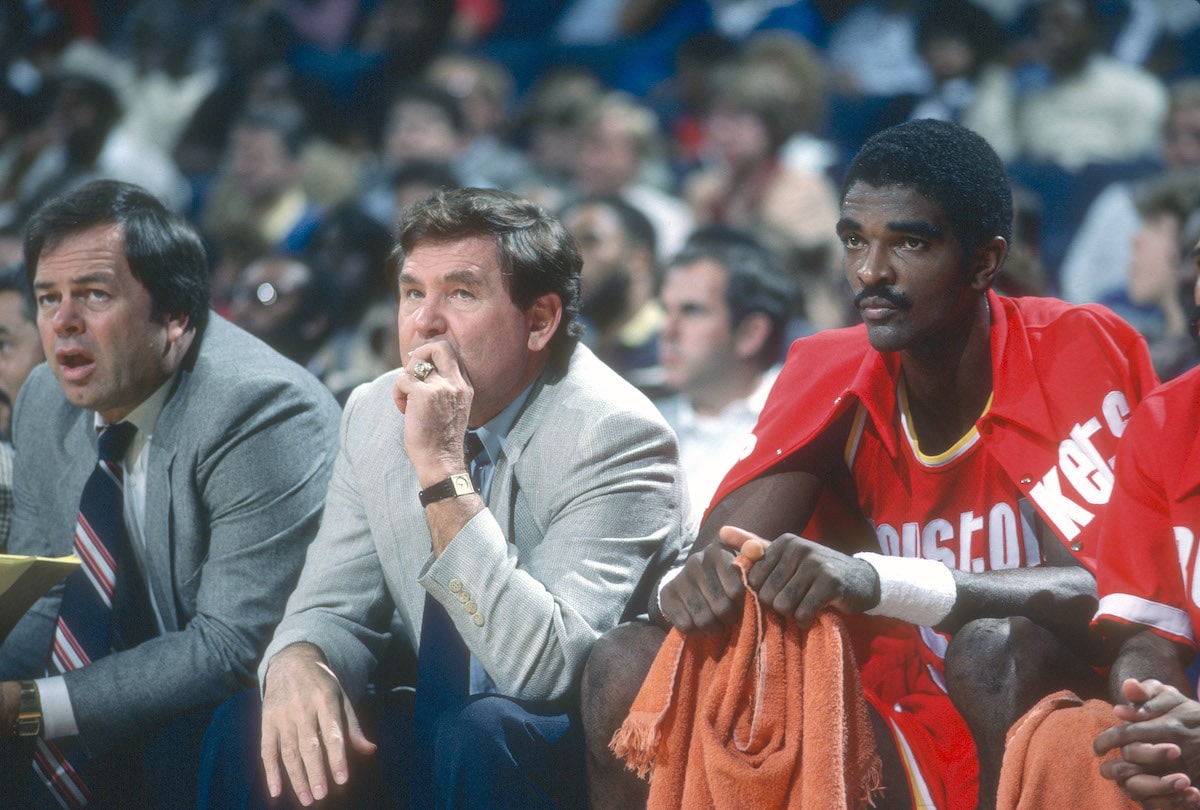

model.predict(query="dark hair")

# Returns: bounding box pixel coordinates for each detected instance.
[392,187,582,367]
[558,193,659,260]
[841,119,1013,258]
[0,262,34,322]
[672,226,794,369]
[24,179,210,330]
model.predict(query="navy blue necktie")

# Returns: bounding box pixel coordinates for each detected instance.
[36,422,150,807]
[412,431,487,802]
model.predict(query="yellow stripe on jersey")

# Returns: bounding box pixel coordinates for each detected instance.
[898,378,994,468]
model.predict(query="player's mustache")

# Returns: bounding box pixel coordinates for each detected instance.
[854,285,912,310]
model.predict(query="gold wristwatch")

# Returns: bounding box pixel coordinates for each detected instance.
[13,680,41,738]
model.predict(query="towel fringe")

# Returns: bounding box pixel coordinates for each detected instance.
[610,711,662,779]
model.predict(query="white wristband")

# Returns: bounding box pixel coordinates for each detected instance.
[853,552,957,627]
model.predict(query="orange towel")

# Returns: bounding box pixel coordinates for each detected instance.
[611,556,883,809]
[996,689,1136,810]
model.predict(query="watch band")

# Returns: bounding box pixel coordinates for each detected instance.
[13,680,41,738]
[418,473,478,507]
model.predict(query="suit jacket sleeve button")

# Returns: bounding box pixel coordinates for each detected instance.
[472,613,485,627]
[449,579,463,593]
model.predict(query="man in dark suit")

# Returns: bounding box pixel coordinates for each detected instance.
[0,179,342,805]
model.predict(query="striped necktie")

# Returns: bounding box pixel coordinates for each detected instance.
[35,421,143,808]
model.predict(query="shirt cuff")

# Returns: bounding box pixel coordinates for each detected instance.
[34,676,78,740]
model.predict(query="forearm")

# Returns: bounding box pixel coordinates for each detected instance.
[940,565,1099,642]
[1109,630,1193,701]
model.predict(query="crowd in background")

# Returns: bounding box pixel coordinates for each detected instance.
[1,0,1199,410]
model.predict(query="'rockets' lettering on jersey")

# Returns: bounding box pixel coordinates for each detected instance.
[1026,391,1132,541]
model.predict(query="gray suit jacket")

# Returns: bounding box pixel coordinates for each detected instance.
[264,344,690,703]
[0,315,342,756]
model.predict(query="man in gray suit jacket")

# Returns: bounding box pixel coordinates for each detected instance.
[260,187,690,807]
[0,180,341,805]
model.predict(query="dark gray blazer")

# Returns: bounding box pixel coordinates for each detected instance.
[0,314,341,756]
[264,343,692,703]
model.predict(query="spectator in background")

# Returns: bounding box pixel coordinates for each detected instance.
[357,81,474,229]
[823,0,933,158]
[425,53,532,192]
[1014,0,1168,170]
[304,201,402,401]
[0,262,42,551]
[511,66,605,213]
[230,253,334,375]
[683,41,844,332]
[1060,78,1200,307]
[1125,170,1200,381]
[904,0,1019,163]
[0,69,190,233]
[55,3,217,158]
[389,159,462,217]
[0,263,42,443]
[654,227,792,517]
[202,104,324,256]
[573,91,694,261]
[560,194,664,391]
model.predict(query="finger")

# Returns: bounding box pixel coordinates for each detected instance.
[1098,756,1146,782]
[392,375,410,414]
[719,525,766,556]
[260,725,286,800]
[754,536,807,604]
[344,698,379,757]
[1122,741,1184,768]
[671,547,742,634]
[1124,678,1160,706]
[1122,772,1193,802]
[277,719,318,806]
[1096,716,1187,754]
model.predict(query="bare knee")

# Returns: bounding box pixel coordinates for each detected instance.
[581,621,666,746]
[946,616,1099,731]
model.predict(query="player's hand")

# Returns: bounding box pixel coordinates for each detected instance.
[659,534,747,636]
[727,526,879,631]
[1094,678,1200,808]
[260,643,377,805]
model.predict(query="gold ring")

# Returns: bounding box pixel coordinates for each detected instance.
[413,360,435,381]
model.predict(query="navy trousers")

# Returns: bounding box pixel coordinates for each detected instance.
[232,687,587,809]
[0,687,258,809]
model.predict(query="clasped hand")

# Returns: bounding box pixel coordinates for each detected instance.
[1093,678,1200,809]
[659,525,880,635]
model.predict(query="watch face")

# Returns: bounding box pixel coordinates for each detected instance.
[451,474,474,496]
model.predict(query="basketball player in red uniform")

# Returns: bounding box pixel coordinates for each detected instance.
[1089,235,1200,808]
[582,119,1159,810]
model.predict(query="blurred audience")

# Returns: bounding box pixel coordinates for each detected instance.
[203,105,324,256]
[1125,169,1200,380]
[230,253,335,374]
[425,52,532,191]
[1060,77,1200,307]
[1013,0,1168,169]
[560,193,663,390]
[573,91,694,261]
[0,262,42,551]
[655,226,792,515]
